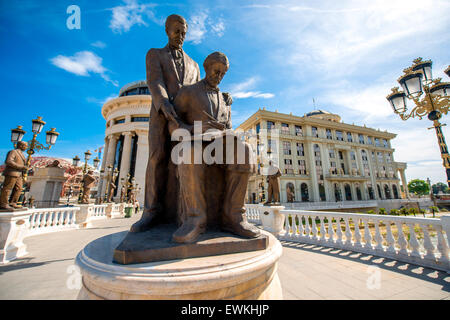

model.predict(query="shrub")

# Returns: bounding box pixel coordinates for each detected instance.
[408,207,419,217]
[429,206,439,218]
[389,209,399,216]
[420,209,426,217]
[400,207,409,216]
[367,210,375,214]
[378,208,387,215]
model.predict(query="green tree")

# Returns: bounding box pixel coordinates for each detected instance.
[407,179,430,196]
[431,182,449,195]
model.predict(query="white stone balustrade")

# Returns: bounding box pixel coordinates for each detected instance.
[279,210,450,272]
[245,204,262,224]
[27,207,80,236]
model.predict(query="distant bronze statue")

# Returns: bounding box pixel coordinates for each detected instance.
[120,185,126,203]
[128,188,136,204]
[171,52,260,243]
[131,14,201,233]
[108,181,116,203]
[265,161,281,205]
[81,170,95,204]
[0,141,28,210]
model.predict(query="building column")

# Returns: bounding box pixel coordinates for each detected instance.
[134,130,148,205]
[399,168,409,199]
[306,142,319,202]
[117,132,134,192]
[97,137,109,200]
[101,134,119,197]
[367,150,379,200]
[355,148,364,176]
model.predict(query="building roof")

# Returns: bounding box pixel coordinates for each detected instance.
[118,80,148,97]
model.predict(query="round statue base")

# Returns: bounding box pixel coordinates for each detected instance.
[75,229,283,300]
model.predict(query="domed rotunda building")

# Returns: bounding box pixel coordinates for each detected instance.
[98,81,151,204]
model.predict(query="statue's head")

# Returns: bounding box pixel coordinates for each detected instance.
[165,14,187,50]
[87,170,93,174]
[16,141,28,151]
[203,52,229,88]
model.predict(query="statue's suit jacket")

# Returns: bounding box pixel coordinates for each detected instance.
[3,149,26,177]
[144,44,200,221]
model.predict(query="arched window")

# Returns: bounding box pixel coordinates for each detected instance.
[377,184,382,199]
[334,183,342,201]
[345,184,352,201]
[384,184,392,199]
[368,185,375,200]
[286,183,295,203]
[319,183,326,201]
[393,184,399,199]
[356,185,362,200]
[301,183,309,202]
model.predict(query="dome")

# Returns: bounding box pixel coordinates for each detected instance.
[304,109,341,122]
[118,80,150,97]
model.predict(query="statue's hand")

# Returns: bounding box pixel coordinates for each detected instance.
[161,102,178,122]
[222,92,233,106]
[204,120,226,132]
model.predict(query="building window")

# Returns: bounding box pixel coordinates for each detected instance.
[298,160,307,175]
[386,153,392,163]
[377,152,384,163]
[347,132,353,142]
[314,144,323,180]
[296,143,304,156]
[295,125,303,136]
[359,134,365,144]
[312,126,318,138]
[329,148,335,158]
[284,159,293,174]
[336,131,343,141]
[283,141,291,155]
[350,151,356,160]
[339,151,344,160]
[368,137,373,145]
[375,138,381,147]
[383,139,389,148]
[326,129,332,139]
[281,123,290,135]
[114,118,125,124]
[319,183,326,202]
[267,121,275,131]
[301,183,309,201]
[131,116,149,122]
[256,123,260,134]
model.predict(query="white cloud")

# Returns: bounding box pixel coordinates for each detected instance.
[186,11,226,44]
[109,0,158,33]
[87,94,117,105]
[50,51,118,86]
[91,41,106,49]
[228,77,275,100]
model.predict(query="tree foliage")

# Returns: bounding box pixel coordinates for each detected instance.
[431,182,448,195]
[407,179,430,195]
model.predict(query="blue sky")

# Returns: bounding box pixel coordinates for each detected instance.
[0,0,449,184]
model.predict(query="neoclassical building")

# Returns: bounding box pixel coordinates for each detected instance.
[98,81,151,204]
[237,108,408,207]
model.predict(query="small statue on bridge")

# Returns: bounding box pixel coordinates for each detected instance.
[81,170,96,204]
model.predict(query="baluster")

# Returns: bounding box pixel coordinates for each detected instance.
[407,223,421,258]
[56,211,62,226]
[395,221,408,256]
[385,222,396,254]
[319,216,327,242]
[374,219,384,251]
[292,214,299,238]
[40,212,46,228]
[363,218,373,250]
[297,215,304,238]
[435,225,450,264]
[420,224,436,261]
[304,215,311,239]
[335,217,343,246]
[344,217,352,246]
[326,215,335,243]
[311,215,319,240]
[354,218,362,248]
[284,213,291,238]
[29,213,35,229]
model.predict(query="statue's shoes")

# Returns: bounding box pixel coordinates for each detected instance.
[0,204,13,210]
[10,203,21,209]
[222,221,261,238]
[129,212,158,233]
[172,222,205,244]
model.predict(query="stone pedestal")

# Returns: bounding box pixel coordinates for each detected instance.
[0,210,31,264]
[105,203,122,219]
[75,204,94,228]
[75,230,283,300]
[259,205,286,236]
[28,166,66,208]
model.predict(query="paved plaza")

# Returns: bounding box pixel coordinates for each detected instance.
[0,214,448,300]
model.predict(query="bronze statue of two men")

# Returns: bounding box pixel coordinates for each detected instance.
[130,14,260,243]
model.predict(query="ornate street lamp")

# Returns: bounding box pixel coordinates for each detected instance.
[11,116,59,206]
[72,155,80,167]
[387,57,450,186]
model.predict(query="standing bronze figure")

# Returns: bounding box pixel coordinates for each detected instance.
[265,162,282,205]
[108,181,117,203]
[131,14,201,233]
[81,170,95,204]
[0,141,28,210]
[171,52,260,243]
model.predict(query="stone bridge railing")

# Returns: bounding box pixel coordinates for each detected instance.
[245,204,450,272]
